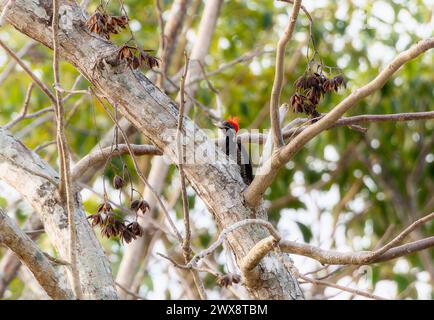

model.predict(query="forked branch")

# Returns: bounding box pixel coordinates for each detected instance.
[245,38,434,207]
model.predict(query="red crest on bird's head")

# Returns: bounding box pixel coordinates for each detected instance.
[227,116,239,133]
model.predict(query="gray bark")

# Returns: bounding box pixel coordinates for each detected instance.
[1,0,303,299]
[0,208,72,299]
[0,127,117,299]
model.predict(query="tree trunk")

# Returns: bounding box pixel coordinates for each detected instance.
[0,128,118,299]
[1,0,303,299]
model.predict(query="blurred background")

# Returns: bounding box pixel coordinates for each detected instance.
[0,0,433,299]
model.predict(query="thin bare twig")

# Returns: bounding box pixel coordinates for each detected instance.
[160,72,221,121]
[279,213,434,265]
[155,0,166,89]
[24,228,45,236]
[53,85,90,95]
[34,141,56,153]
[369,212,434,260]
[184,48,275,87]
[372,237,434,263]
[187,219,280,268]
[52,0,82,299]
[280,236,434,266]
[299,274,387,300]
[269,0,302,148]
[178,53,192,259]
[43,253,71,266]
[176,53,207,299]
[244,38,434,207]
[115,282,146,300]
[4,83,34,129]
[279,0,312,22]
[0,42,36,86]
[91,89,183,244]
[0,40,56,103]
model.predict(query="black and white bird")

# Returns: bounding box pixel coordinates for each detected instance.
[217,117,254,186]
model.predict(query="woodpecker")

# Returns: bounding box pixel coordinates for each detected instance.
[217,117,254,186]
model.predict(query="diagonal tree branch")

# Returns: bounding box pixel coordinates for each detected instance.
[0,127,118,299]
[269,0,302,148]
[1,0,302,299]
[51,0,82,299]
[0,213,43,298]
[244,37,434,206]
[71,143,162,181]
[0,208,73,299]
[116,0,224,298]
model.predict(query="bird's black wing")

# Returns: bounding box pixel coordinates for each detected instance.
[237,141,254,186]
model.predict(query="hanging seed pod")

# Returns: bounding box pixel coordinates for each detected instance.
[86,8,129,40]
[131,55,141,69]
[302,101,316,116]
[294,75,309,90]
[101,223,117,238]
[139,49,160,69]
[127,222,143,237]
[216,273,241,288]
[130,200,141,211]
[87,213,104,227]
[307,87,321,106]
[289,93,304,113]
[317,73,328,86]
[332,75,346,91]
[97,202,112,214]
[130,200,150,214]
[117,45,135,62]
[105,212,116,225]
[113,219,127,235]
[322,79,335,92]
[120,229,136,244]
[113,175,124,189]
[307,74,320,89]
[112,16,129,29]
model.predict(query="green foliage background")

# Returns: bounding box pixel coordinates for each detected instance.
[0,0,433,299]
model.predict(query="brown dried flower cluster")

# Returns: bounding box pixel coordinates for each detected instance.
[116,45,160,70]
[290,73,346,118]
[86,6,159,71]
[216,273,241,287]
[87,199,150,244]
[130,199,151,214]
[86,9,128,40]
[113,175,124,189]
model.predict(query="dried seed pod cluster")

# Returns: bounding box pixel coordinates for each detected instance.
[130,199,151,214]
[86,5,159,71]
[117,45,160,70]
[113,175,124,189]
[216,273,241,288]
[86,9,128,40]
[87,199,150,244]
[290,72,346,118]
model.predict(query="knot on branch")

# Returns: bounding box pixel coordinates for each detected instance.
[240,236,278,288]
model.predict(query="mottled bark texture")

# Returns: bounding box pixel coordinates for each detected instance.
[0,208,72,299]
[1,0,303,299]
[117,0,223,298]
[0,128,117,299]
